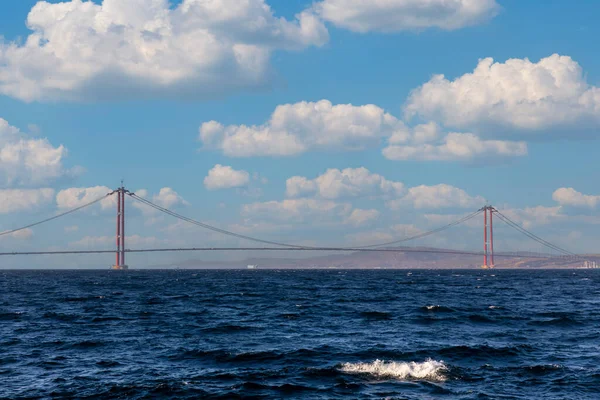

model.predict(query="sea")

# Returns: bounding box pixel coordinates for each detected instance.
[1,269,599,399]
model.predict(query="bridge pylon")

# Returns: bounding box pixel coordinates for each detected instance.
[481,205,495,269]
[112,184,131,270]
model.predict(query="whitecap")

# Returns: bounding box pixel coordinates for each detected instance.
[339,359,447,382]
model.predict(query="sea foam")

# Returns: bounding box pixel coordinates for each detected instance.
[339,359,447,381]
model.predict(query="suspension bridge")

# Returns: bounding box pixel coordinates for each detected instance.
[0,185,589,269]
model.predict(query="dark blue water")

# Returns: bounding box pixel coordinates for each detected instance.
[1,269,600,399]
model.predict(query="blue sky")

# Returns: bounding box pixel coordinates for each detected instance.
[0,0,599,267]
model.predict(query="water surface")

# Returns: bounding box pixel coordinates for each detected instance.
[1,269,599,399]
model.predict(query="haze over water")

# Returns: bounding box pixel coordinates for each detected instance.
[2,269,599,399]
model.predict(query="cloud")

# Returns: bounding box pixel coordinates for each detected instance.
[0,188,54,214]
[10,228,34,240]
[553,187,600,208]
[204,164,250,190]
[0,228,34,240]
[242,198,353,223]
[152,187,188,208]
[201,100,527,162]
[130,187,187,224]
[200,100,402,156]
[500,206,564,230]
[284,167,484,213]
[383,123,527,162]
[344,230,393,245]
[424,212,480,228]
[0,0,328,102]
[64,225,79,233]
[56,186,115,210]
[286,167,404,199]
[344,208,380,226]
[0,118,78,185]
[405,54,600,135]
[313,0,499,33]
[387,184,484,209]
[227,221,295,235]
[344,224,422,245]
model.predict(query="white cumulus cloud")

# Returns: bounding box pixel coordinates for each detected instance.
[200,100,402,157]
[344,224,423,246]
[0,118,77,185]
[387,184,484,210]
[0,228,34,241]
[0,188,54,214]
[313,0,499,33]
[131,187,187,222]
[0,0,328,102]
[344,208,380,226]
[500,206,564,230]
[553,187,600,208]
[152,187,188,208]
[56,186,115,210]
[286,167,405,199]
[314,0,499,32]
[204,164,250,190]
[405,54,600,134]
[383,123,527,162]
[200,101,527,161]
[10,228,34,240]
[242,198,353,223]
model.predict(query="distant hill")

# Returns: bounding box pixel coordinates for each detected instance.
[149,247,598,269]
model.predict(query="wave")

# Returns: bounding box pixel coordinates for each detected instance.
[91,316,123,323]
[170,347,326,364]
[279,313,301,319]
[43,312,80,322]
[435,344,532,359]
[529,316,582,327]
[96,360,121,368]
[339,359,447,382]
[420,305,455,313]
[60,340,105,349]
[522,364,563,375]
[63,296,96,302]
[468,314,495,323]
[201,324,255,334]
[234,382,316,392]
[0,312,24,320]
[360,311,392,320]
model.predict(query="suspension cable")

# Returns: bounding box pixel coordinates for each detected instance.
[0,192,115,238]
[493,209,577,257]
[128,193,309,248]
[353,209,483,249]
[128,193,484,251]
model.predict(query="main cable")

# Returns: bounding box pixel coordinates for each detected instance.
[128,193,309,248]
[0,192,114,238]
[352,209,483,249]
[493,209,576,257]
[129,193,484,251]
[493,211,573,256]
[0,247,556,258]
